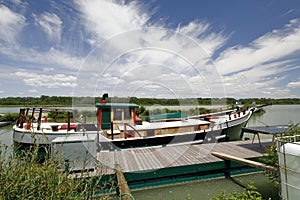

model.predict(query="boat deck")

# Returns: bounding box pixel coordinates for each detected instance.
[96,139,271,174]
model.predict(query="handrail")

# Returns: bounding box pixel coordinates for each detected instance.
[111,122,143,138]
[123,123,142,138]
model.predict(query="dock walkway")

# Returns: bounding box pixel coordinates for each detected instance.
[97,139,271,174]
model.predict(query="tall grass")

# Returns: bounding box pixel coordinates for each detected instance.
[0,144,114,199]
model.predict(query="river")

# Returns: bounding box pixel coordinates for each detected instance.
[1,105,299,199]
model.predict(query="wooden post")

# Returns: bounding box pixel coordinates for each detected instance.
[224,160,231,178]
[67,111,71,131]
[211,152,277,172]
[115,165,133,200]
[16,108,24,127]
[53,109,57,122]
[37,108,42,131]
[111,121,114,140]
[97,108,102,131]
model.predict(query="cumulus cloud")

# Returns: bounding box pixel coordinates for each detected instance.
[14,71,77,88]
[287,79,300,88]
[74,0,228,98]
[76,0,151,40]
[1,0,300,98]
[33,12,63,41]
[0,5,26,44]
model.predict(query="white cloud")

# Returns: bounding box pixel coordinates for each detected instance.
[177,21,228,56]
[0,45,83,71]
[73,0,228,98]
[212,18,300,97]
[33,12,62,41]
[0,5,26,44]
[287,80,300,88]
[215,19,300,76]
[1,0,299,98]
[28,89,38,93]
[76,0,150,40]
[43,67,55,72]
[14,71,77,89]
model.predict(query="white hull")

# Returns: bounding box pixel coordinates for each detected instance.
[13,109,253,148]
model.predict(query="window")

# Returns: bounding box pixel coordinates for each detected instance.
[124,108,131,120]
[113,108,122,120]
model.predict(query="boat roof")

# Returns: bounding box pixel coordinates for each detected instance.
[95,102,139,109]
[119,118,210,131]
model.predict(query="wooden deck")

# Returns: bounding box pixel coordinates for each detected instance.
[96,139,272,174]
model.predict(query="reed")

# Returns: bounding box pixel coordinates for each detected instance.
[0,144,113,200]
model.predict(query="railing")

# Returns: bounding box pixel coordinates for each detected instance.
[109,121,143,139]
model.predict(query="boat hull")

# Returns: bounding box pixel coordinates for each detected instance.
[219,110,252,141]
[98,130,212,151]
[13,127,209,151]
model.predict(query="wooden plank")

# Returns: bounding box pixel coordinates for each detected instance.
[96,139,271,173]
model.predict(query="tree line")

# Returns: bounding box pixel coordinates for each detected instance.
[0,95,300,106]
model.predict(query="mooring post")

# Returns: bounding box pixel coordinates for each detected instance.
[115,165,133,200]
[224,159,231,178]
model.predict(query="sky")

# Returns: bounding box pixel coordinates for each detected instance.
[1,0,300,100]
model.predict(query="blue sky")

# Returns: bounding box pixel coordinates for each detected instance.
[1,0,300,100]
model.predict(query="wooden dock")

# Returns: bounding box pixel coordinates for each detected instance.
[97,139,272,174]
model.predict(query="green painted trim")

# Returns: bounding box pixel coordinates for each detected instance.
[149,112,187,121]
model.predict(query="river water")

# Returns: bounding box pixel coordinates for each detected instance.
[1,105,299,199]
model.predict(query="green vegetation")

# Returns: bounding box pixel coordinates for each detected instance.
[0,96,72,106]
[0,145,115,199]
[212,182,267,200]
[260,122,300,187]
[212,123,300,200]
[0,113,19,122]
[1,95,300,107]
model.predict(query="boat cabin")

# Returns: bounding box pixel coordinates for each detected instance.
[96,101,139,130]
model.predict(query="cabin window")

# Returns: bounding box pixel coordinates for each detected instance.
[124,108,131,120]
[113,108,122,120]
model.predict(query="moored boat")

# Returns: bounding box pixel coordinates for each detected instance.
[13,95,253,153]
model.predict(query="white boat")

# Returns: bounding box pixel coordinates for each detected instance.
[13,96,253,152]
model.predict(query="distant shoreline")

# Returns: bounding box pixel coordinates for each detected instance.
[0,96,300,107]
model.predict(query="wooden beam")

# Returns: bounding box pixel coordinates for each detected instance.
[211,151,277,173]
[115,165,133,200]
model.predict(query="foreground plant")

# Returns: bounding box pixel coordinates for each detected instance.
[0,145,113,200]
[212,182,267,200]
